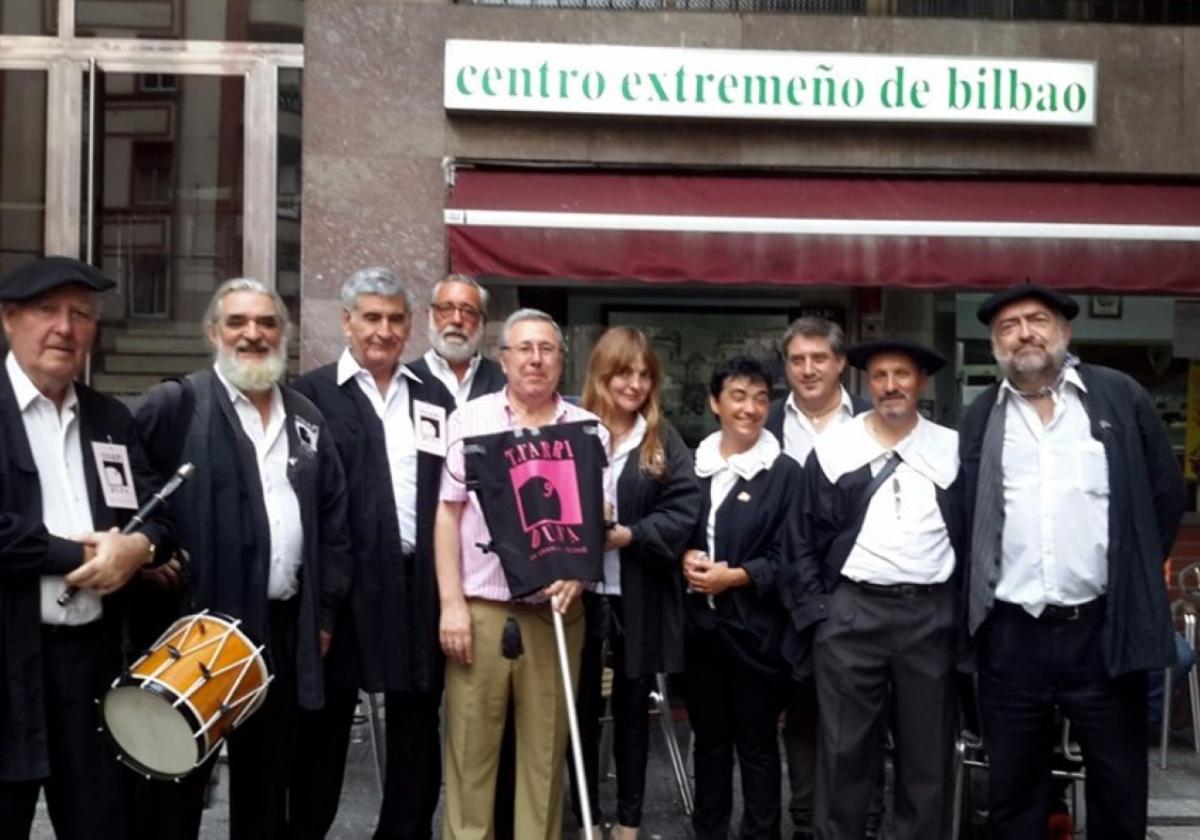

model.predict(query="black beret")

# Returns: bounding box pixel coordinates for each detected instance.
[976,283,1079,326]
[846,339,946,375]
[0,256,115,302]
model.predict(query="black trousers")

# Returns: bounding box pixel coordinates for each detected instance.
[684,624,787,840]
[783,677,885,837]
[569,594,654,829]
[978,599,1149,840]
[373,688,443,839]
[127,599,302,840]
[0,623,127,840]
[289,677,359,840]
[814,581,958,840]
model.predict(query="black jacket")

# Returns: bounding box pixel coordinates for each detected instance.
[959,363,1187,676]
[134,369,352,709]
[406,354,505,406]
[686,451,802,679]
[0,367,173,781]
[764,390,871,447]
[613,422,701,678]
[292,363,456,693]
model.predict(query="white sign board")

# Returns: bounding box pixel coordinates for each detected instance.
[444,40,1096,127]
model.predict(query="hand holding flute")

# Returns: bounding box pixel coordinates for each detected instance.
[58,463,194,606]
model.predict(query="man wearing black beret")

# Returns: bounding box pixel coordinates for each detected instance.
[960,283,1186,838]
[0,256,174,839]
[783,338,964,839]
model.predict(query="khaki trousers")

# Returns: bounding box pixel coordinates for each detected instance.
[443,597,585,840]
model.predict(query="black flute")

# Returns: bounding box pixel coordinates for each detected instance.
[57,462,195,606]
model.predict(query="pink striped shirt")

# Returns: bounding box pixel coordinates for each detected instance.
[441,389,612,602]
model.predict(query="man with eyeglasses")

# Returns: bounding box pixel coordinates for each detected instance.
[409,274,505,409]
[783,339,964,840]
[132,278,352,839]
[435,308,610,840]
[0,257,174,840]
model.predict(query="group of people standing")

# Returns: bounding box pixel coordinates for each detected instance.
[0,255,1187,840]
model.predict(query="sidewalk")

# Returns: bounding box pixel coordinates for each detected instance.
[32,711,1200,838]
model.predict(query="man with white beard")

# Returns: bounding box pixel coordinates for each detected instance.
[408,274,505,408]
[131,278,352,840]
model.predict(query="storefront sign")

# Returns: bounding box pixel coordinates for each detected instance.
[444,40,1096,127]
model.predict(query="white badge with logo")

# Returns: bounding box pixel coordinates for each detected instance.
[92,442,139,510]
[414,400,448,457]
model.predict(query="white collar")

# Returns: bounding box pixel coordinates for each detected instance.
[336,347,421,387]
[612,413,646,462]
[784,386,853,420]
[694,429,781,481]
[815,412,958,490]
[997,366,1086,405]
[6,352,77,414]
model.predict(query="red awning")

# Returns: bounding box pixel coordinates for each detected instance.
[445,170,1200,293]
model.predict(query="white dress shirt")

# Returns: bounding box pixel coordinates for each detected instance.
[338,349,419,554]
[598,414,646,597]
[7,353,101,625]
[820,413,958,586]
[422,349,481,409]
[694,430,782,560]
[995,369,1109,615]
[782,386,855,465]
[214,366,303,600]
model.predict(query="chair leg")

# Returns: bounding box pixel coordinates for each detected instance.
[365,690,386,797]
[1187,614,1200,755]
[1160,667,1173,770]
[951,741,965,840]
[652,673,693,817]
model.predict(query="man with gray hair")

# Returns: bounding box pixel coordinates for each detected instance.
[409,274,505,408]
[960,284,1185,838]
[436,308,611,840]
[132,278,352,839]
[292,267,456,839]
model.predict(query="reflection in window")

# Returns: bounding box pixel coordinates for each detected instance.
[86,71,245,397]
[0,70,47,276]
[75,0,302,42]
[277,68,302,319]
[0,0,56,35]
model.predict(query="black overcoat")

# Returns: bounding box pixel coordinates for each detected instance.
[686,451,802,679]
[292,363,456,693]
[406,354,505,405]
[959,363,1186,676]
[0,366,173,780]
[613,422,701,678]
[134,369,352,709]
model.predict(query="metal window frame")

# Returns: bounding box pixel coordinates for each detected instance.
[0,5,303,288]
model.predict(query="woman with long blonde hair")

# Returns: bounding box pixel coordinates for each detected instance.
[569,327,701,840]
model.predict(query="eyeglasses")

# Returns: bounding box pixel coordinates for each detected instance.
[430,302,483,323]
[501,342,563,360]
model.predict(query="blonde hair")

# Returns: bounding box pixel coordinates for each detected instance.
[582,327,667,480]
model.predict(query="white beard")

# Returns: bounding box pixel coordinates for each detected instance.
[427,321,480,365]
[215,345,287,392]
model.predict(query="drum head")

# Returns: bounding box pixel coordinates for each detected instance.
[102,685,199,778]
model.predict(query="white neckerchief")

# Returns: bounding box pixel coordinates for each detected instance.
[694,429,781,481]
[815,412,958,489]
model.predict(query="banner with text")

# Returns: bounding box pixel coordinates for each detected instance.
[444,40,1096,127]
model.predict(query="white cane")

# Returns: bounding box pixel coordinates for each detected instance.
[553,605,594,833]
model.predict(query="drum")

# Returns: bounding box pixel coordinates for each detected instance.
[100,610,272,779]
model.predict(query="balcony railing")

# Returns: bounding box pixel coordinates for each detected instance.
[466,0,1200,23]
